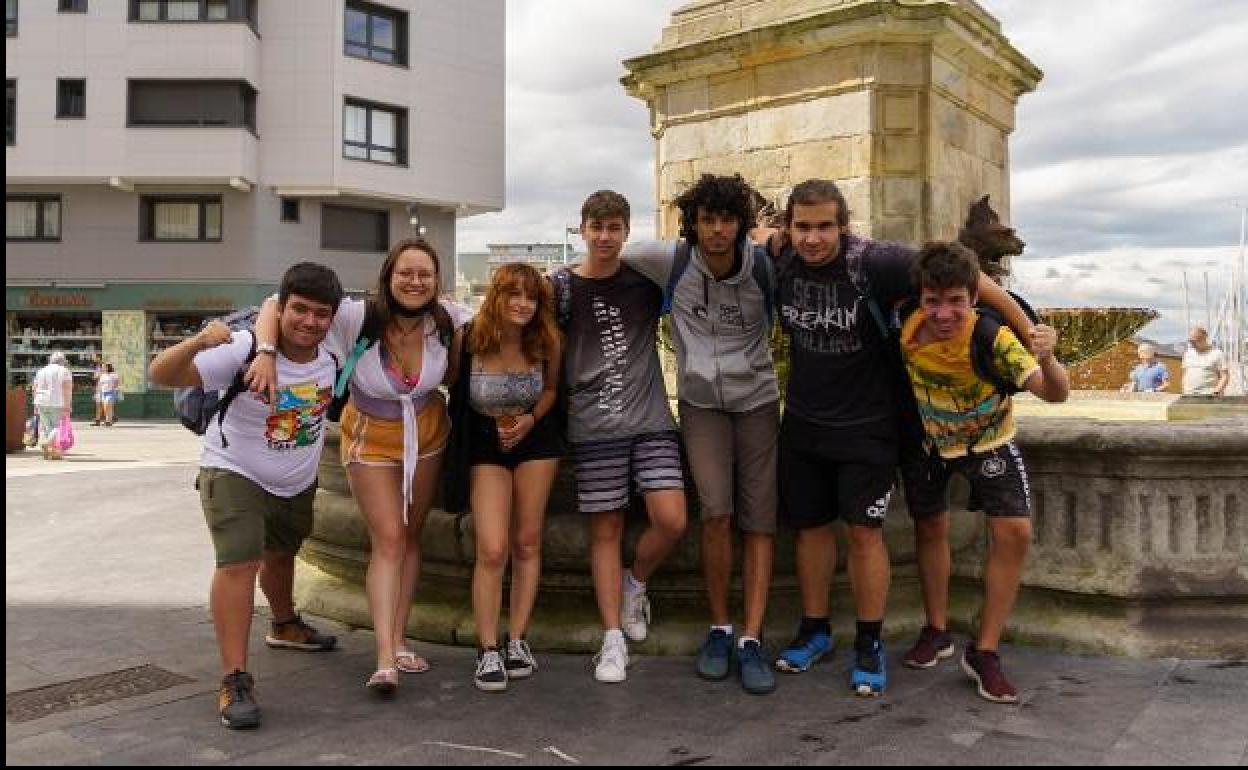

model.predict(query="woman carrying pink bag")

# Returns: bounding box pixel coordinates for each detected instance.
[32,352,75,460]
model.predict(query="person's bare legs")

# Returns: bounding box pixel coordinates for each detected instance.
[741,533,774,640]
[347,464,406,671]
[846,524,890,623]
[914,513,952,630]
[508,459,559,639]
[471,464,513,649]
[701,515,733,626]
[631,489,686,582]
[590,512,626,630]
[795,524,836,618]
[257,550,296,622]
[390,451,444,657]
[211,560,261,674]
[977,517,1031,650]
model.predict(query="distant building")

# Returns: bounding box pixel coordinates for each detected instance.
[6,0,504,415]
[486,243,577,276]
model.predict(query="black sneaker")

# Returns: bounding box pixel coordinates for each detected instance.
[475,648,508,693]
[218,670,260,729]
[503,636,536,679]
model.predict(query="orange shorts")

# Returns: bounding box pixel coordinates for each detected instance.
[339,392,451,467]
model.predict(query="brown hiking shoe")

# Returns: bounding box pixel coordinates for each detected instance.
[960,643,1019,703]
[904,625,955,669]
[264,614,337,651]
[218,670,260,729]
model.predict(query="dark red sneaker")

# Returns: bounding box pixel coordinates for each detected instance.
[960,643,1019,703]
[904,625,955,669]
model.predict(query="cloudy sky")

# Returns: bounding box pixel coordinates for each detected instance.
[459,0,1248,344]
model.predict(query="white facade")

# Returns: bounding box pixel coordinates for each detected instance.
[5,0,505,291]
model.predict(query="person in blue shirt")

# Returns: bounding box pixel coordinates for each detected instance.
[1123,343,1170,392]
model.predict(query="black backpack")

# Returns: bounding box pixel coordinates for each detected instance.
[893,292,1039,397]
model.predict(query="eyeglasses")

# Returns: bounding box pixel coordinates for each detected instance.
[396,271,437,284]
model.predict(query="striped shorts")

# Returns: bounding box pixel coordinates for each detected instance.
[570,431,685,514]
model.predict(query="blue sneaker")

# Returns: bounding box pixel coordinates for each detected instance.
[774,628,833,673]
[850,638,887,696]
[695,629,733,680]
[738,640,776,695]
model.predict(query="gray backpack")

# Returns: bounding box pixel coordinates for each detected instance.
[173,308,260,448]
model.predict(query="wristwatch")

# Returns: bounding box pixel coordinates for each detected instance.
[256,342,277,356]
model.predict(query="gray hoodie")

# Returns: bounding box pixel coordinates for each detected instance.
[623,239,779,413]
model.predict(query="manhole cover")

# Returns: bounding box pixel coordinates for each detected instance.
[6,664,194,723]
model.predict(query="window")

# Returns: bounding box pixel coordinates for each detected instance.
[280,197,300,223]
[345,1,407,66]
[343,99,406,165]
[6,196,62,241]
[58,0,87,12]
[128,80,256,133]
[140,196,222,242]
[6,0,16,37]
[321,205,388,252]
[6,80,14,146]
[56,79,86,119]
[130,0,256,26]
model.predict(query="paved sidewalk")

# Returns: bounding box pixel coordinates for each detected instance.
[6,423,1247,765]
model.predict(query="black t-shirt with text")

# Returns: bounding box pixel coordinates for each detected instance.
[776,235,916,464]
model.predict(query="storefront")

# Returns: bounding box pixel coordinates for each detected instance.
[6,283,274,417]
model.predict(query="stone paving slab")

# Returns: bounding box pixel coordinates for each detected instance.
[6,424,1246,765]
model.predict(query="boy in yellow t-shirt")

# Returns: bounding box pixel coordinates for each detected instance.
[897,242,1069,704]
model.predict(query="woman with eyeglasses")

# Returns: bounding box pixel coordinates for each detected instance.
[248,238,471,695]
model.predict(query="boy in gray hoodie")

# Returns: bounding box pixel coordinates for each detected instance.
[623,173,779,695]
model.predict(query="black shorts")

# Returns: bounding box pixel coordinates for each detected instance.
[468,409,566,471]
[779,413,896,530]
[900,441,1031,520]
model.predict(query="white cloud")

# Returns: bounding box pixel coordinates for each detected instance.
[1013,246,1239,342]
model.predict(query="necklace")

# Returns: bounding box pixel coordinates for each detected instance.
[385,323,424,387]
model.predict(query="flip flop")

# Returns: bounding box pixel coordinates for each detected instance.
[366,667,399,696]
[394,649,431,674]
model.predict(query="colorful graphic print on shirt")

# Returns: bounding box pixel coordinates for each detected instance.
[264,381,333,450]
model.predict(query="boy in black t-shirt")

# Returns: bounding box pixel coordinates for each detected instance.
[769,180,1035,698]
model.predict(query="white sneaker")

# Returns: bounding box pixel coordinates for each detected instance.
[593,635,629,683]
[622,588,651,643]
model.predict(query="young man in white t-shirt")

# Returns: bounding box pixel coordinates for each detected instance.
[149,262,343,730]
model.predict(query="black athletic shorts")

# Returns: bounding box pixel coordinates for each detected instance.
[778,413,896,530]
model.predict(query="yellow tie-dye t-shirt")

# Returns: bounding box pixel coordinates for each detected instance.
[900,309,1039,459]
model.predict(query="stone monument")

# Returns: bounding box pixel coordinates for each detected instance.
[622,0,1042,258]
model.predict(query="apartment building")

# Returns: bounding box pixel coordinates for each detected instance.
[4,0,504,415]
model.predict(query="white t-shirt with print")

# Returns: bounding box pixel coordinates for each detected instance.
[195,332,337,498]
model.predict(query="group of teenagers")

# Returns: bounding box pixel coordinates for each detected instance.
[149,173,1069,731]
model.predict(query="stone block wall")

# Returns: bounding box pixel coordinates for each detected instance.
[627,2,1041,247]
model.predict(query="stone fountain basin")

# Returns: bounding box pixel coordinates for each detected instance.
[296,416,1248,659]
